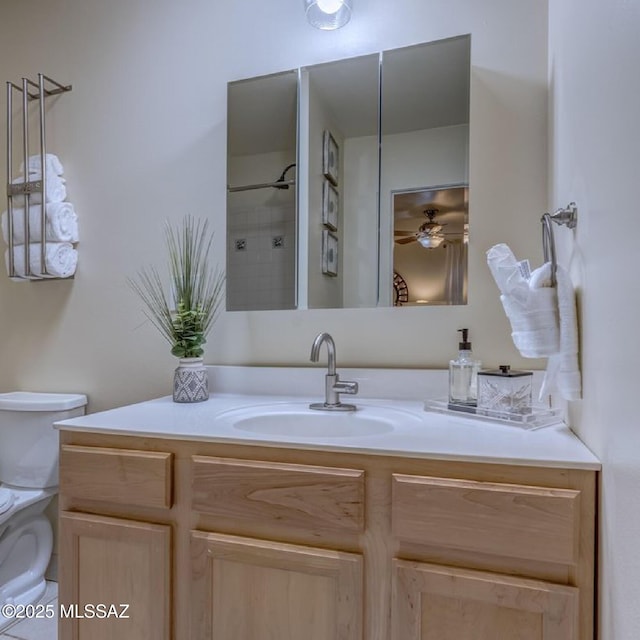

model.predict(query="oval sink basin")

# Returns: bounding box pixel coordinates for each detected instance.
[215,402,422,438]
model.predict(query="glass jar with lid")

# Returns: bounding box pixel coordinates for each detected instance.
[477,365,533,416]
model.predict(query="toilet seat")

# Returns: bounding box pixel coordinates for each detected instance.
[0,485,52,527]
[0,489,14,515]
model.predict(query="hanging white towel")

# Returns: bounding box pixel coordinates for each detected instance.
[1,202,78,244]
[487,243,581,402]
[539,264,582,401]
[19,153,64,177]
[11,173,67,204]
[5,242,77,279]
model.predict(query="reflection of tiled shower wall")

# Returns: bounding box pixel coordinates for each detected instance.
[227,202,296,310]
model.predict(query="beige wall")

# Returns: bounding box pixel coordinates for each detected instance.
[342,135,378,307]
[549,1,640,638]
[0,0,548,411]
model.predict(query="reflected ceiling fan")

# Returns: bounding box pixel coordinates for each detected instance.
[394,209,449,249]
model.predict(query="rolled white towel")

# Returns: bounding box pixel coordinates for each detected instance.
[11,173,67,204]
[486,243,529,306]
[19,153,64,177]
[1,202,78,244]
[5,242,77,278]
[488,246,560,357]
[508,261,560,357]
[500,288,560,357]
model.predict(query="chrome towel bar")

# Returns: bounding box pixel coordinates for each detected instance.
[541,202,577,287]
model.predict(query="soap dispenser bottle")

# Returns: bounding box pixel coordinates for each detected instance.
[449,328,481,406]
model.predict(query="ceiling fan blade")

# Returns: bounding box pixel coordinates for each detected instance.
[395,236,417,245]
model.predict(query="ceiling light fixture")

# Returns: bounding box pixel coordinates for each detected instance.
[416,209,444,249]
[304,0,352,30]
[417,234,444,249]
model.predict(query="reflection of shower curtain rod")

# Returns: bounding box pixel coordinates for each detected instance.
[227,179,296,193]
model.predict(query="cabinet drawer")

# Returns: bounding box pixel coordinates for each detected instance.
[192,456,365,534]
[392,474,580,564]
[60,444,173,509]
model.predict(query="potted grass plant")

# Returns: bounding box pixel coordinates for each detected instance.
[130,216,225,403]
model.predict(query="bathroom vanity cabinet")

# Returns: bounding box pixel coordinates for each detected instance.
[57,431,596,640]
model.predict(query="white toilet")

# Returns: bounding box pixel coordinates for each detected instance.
[0,392,87,631]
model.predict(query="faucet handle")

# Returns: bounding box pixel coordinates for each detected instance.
[333,379,358,395]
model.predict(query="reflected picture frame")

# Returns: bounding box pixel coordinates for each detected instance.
[322,130,339,186]
[322,230,338,277]
[322,179,339,231]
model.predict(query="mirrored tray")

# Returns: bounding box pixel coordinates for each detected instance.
[424,399,564,430]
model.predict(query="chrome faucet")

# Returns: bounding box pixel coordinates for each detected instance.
[309,332,358,411]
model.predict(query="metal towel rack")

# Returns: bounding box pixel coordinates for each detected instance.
[541,202,577,287]
[5,73,72,279]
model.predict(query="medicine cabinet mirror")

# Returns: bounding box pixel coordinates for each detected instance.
[226,35,470,311]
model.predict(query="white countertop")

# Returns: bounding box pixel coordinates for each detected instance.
[55,378,600,471]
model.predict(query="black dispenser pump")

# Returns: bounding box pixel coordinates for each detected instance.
[458,328,472,351]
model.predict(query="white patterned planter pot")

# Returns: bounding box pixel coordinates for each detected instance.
[173,358,209,403]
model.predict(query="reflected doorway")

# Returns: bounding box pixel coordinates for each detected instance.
[392,185,468,306]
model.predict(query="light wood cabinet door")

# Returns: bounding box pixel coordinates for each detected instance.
[59,512,171,640]
[392,560,579,640]
[191,531,363,640]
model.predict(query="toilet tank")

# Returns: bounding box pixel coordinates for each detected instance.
[0,392,87,489]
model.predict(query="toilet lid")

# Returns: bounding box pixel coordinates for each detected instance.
[0,487,14,514]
